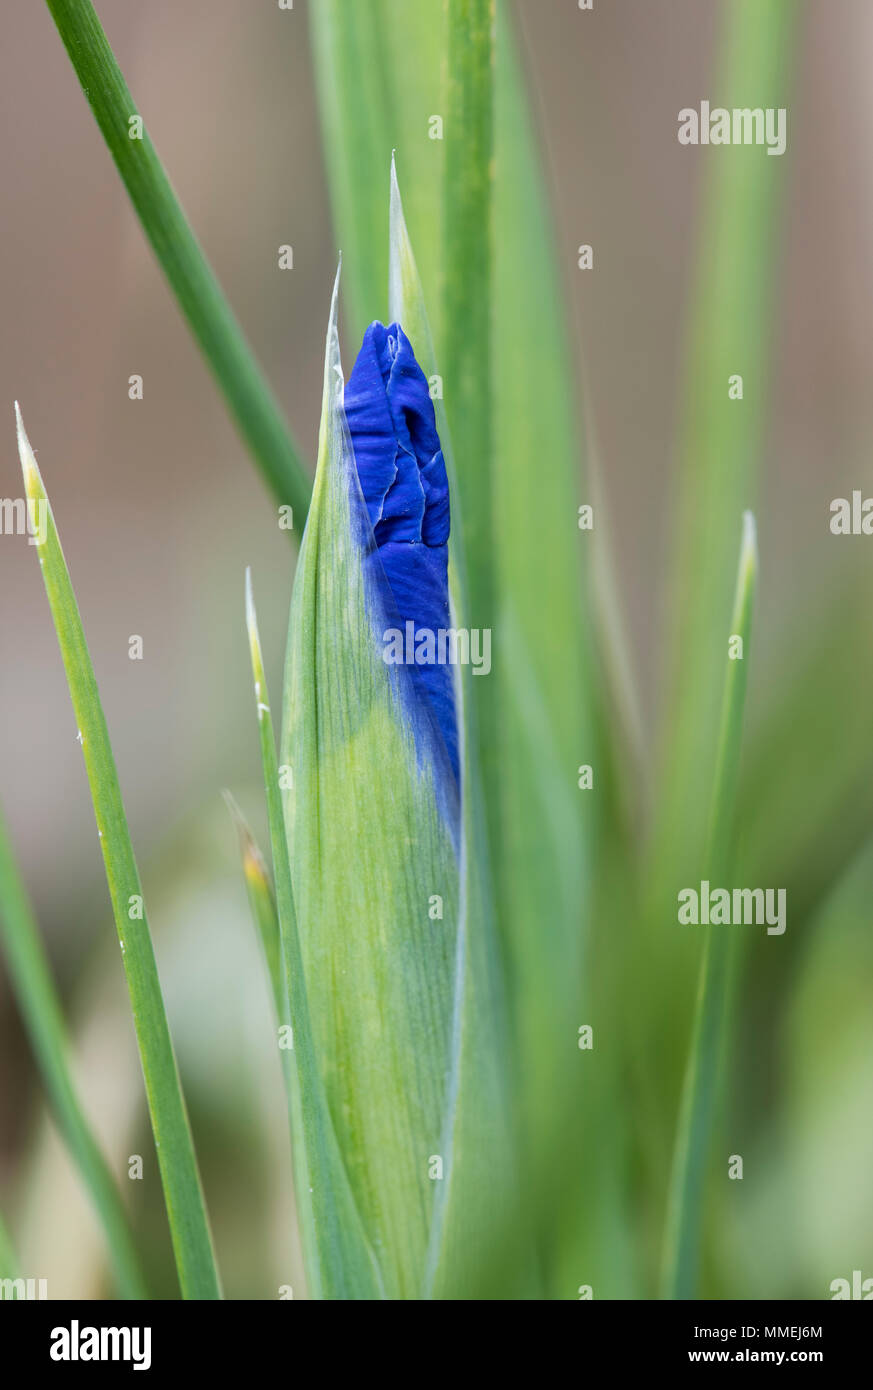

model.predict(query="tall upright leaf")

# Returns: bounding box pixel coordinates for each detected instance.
[632,1,801,1211]
[491,4,600,1203]
[16,406,221,1300]
[443,0,496,643]
[661,513,758,1299]
[309,0,446,344]
[654,0,800,890]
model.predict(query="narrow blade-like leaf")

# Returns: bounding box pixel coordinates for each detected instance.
[661,512,758,1299]
[16,405,221,1301]
[654,0,799,890]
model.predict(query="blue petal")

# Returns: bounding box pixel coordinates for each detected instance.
[345,322,458,782]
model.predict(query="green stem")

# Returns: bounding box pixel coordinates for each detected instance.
[44,0,311,522]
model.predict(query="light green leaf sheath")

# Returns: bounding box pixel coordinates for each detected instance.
[16,407,221,1301]
[245,571,383,1301]
[280,271,518,1298]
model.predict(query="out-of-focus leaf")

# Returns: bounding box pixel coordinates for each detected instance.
[653,0,800,892]
[739,581,873,921]
[661,514,757,1299]
[629,1,802,1217]
[0,807,146,1298]
[309,0,445,342]
[443,0,495,643]
[490,4,601,1209]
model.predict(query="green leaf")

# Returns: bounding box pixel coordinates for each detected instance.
[280,271,519,1298]
[443,0,495,636]
[44,0,310,521]
[490,4,601,1205]
[654,0,801,888]
[739,582,873,922]
[0,808,146,1298]
[630,2,802,1238]
[245,559,383,1300]
[661,513,758,1300]
[16,405,221,1301]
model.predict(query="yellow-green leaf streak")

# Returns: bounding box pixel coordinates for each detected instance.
[16,406,221,1301]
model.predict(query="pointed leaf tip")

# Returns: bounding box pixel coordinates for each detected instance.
[14,403,44,497]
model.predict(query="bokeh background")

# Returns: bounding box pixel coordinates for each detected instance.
[2,0,872,1298]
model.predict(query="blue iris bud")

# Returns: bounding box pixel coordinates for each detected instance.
[344,321,458,783]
